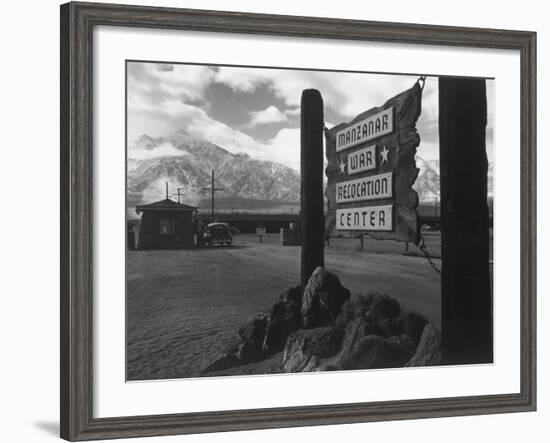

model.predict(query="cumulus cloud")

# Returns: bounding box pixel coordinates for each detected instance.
[185,109,301,171]
[213,67,272,93]
[128,63,300,169]
[284,107,301,118]
[127,92,204,140]
[261,128,301,170]
[129,142,190,160]
[247,105,288,127]
[128,101,301,170]
[127,61,494,174]
[214,66,424,120]
[127,62,216,140]
[136,63,215,101]
[211,67,439,167]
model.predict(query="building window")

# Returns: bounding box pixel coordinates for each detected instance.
[159,217,175,235]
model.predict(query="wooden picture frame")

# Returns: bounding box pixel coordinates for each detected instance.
[60,1,536,440]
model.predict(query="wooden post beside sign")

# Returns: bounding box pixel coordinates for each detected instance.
[301,89,325,289]
[439,77,492,364]
[325,82,423,244]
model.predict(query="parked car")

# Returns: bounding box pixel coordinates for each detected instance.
[203,223,232,247]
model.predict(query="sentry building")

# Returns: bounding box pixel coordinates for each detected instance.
[135,198,197,249]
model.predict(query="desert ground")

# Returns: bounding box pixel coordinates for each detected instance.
[126,232,445,381]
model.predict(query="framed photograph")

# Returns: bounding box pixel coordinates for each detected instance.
[60,1,536,441]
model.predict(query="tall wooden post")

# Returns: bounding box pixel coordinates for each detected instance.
[439,78,492,364]
[211,169,215,219]
[301,89,325,289]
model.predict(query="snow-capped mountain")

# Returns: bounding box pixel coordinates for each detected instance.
[127,130,300,210]
[414,155,494,202]
[414,156,440,202]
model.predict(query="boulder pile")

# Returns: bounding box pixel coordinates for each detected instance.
[201,266,442,375]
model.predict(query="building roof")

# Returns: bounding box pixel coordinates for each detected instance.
[136,198,197,213]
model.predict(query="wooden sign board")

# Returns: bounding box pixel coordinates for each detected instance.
[325,82,422,244]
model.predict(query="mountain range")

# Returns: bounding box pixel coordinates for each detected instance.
[414,156,440,202]
[127,129,492,214]
[127,130,300,212]
[414,156,494,202]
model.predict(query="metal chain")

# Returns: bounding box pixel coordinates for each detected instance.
[415,235,442,276]
[397,76,426,123]
[418,75,427,91]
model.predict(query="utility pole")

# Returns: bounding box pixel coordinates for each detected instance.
[202,169,224,221]
[165,182,169,200]
[173,187,185,204]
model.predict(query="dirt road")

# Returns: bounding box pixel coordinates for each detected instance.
[126,235,441,380]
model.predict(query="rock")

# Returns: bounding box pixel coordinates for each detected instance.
[281,348,319,373]
[223,342,240,354]
[237,340,262,363]
[302,327,344,359]
[335,334,416,370]
[364,293,401,321]
[282,327,344,372]
[237,315,268,363]
[283,351,320,373]
[404,312,429,346]
[375,317,404,337]
[201,352,240,374]
[335,292,401,330]
[279,285,303,305]
[302,267,351,328]
[218,333,243,355]
[335,294,372,328]
[263,301,301,353]
[406,323,442,367]
[336,292,406,338]
[339,317,379,356]
[239,315,268,343]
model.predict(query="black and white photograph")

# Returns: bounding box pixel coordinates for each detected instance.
[2,0,543,442]
[125,61,494,381]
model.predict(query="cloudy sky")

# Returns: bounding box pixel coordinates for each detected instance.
[127,61,494,171]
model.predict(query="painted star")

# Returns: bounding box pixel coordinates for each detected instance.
[380,146,390,164]
[339,159,347,175]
